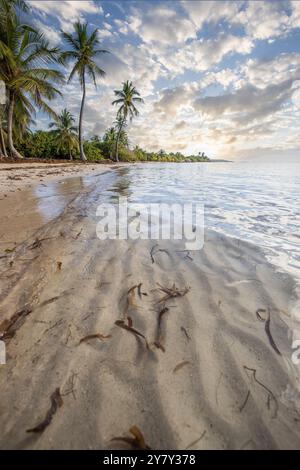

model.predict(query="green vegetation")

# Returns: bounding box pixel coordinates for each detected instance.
[0,0,210,163]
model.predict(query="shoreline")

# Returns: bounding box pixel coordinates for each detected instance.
[0,168,300,449]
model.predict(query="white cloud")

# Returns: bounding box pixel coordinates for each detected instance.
[182,0,241,30]
[127,5,197,45]
[28,1,103,29]
[161,34,253,74]
[235,1,290,40]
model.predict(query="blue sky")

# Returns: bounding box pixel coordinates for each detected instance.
[26,1,300,159]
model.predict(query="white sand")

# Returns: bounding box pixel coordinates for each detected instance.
[0,167,299,449]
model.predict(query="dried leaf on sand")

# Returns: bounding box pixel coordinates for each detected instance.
[79,333,111,344]
[111,425,151,450]
[173,360,191,374]
[26,388,63,433]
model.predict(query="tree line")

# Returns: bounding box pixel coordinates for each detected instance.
[0,0,209,163]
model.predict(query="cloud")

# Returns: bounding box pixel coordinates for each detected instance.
[182,0,241,30]
[235,1,290,40]
[161,34,253,74]
[28,1,103,29]
[127,4,197,45]
[194,79,298,124]
[242,53,300,88]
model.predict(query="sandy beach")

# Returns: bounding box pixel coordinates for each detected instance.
[0,165,299,450]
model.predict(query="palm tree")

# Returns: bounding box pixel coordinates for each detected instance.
[61,22,108,161]
[0,13,63,158]
[0,105,8,158]
[112,81,143,162]
[49,108,78,160]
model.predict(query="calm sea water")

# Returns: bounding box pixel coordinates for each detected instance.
[107,158,300,280]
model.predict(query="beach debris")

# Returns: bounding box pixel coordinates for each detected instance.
[181,326,191,341]
[26,388,63,433]
[115,319,149,349]
[111,425,151,450]
[243,366,278,418]
[150,244,171,264]
[0,305,32,340]
[173,360,191,374]
[62,372,78,400]
[137,282,147,298]
[79,333,111,344]
[57,261,62,271]
[73,228,83,240]
[29,237,53,250]
[239,390,251,413]
[157,283,190,304]
[4,246,16,253]
[43,319,64,336]
[154,306,169,353]
[256,308,281,356]
[176,249,193,261]
[186,430,206,449]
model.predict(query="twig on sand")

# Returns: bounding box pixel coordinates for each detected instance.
[239,390,250,412]
[79,333,111,344]
[156,283,190,304]
[150,244,171,264]
[153,306,169,352]
[111,425,151,450]
[62,372,78,400]
[29,237,54,250]
[115,319,149,350]
[256,308,281,356]
[173,360,191,374]
[181,326,191,341]
[243,366,278,418]
[176,250,194,261]
[186,430,206,449]
[26,388,63,433]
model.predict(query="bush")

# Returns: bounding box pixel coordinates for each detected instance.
[83,141,105,161]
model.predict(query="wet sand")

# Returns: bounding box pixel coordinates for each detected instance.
[0,168,300,449]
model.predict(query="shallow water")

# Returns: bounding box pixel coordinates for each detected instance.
[103,159,300,280]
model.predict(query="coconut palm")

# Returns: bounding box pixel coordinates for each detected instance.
[49,108,78,160]
[0,12,63,158]
[61,22,108,161]
[112,81,143,162]
[0,105,8,158]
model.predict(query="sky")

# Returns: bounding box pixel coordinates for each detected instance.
[25,0,300,159]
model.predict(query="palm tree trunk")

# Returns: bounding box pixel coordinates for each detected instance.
[0,125,8,158]
[114,116,125,162]
[69,145,73,161]
[79,71,87,161]
[7,91,23,159]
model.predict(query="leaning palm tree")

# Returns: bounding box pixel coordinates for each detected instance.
[49,108,79,160]
[61,22,108,161]
[112,81,143,162]
[0,15,63,158]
